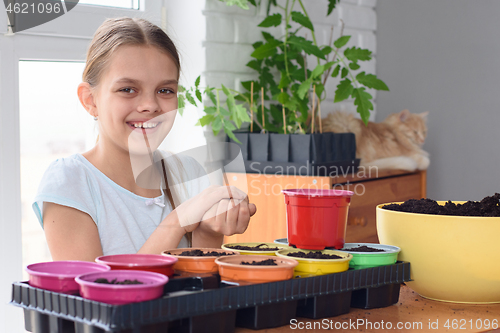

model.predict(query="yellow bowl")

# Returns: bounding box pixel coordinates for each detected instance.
[276,249,352,276]
[221,242,290,256]
[377,202,500,304]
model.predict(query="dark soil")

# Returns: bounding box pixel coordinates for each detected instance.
[286,251,343,259]
[382,193,500,217]
[226,243,280,251]
[342,246,385,252]
[94,278,143,285]
[165,249,235,257]
[241,259,278,266]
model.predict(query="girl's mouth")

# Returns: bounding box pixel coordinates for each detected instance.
[127,121,162,132]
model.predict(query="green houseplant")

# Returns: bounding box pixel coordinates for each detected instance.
[179,0,389,175]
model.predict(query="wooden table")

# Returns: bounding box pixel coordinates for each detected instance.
[224,169,427,244]
[235,284,500,333]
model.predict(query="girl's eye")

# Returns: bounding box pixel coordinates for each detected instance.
[120,88,136,94]
[158,88,175,94]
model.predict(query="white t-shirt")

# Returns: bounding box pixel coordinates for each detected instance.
[33,152,210,255]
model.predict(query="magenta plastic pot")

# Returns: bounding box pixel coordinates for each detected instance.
[25,261,110,294]
[76,270,168,305]
[96,254,177,277]
[282,189,354,250]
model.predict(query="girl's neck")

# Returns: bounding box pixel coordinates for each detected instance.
[82,141,162,198]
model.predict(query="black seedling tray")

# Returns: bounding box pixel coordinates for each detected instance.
[11,262,410,333]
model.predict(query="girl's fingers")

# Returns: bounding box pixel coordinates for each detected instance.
[249,203,257,216]
[215,199,230,235]
[235,201,251,234]
[225,199,240,235]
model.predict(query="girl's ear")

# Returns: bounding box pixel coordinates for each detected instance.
[78,82,97,117]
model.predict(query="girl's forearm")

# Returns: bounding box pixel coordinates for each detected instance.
[138,212,186,254]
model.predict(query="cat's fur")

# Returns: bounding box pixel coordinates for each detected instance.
[322,109,429,171]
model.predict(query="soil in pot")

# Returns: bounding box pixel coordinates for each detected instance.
[165,249,235,257]
[241,259,277,266]
[226,244,280,251]
[383,193,500,216]
[286,251,343,260]
[342,246,385,252]
[94,278,143,285]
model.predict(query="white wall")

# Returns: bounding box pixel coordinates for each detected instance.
[376,0,500,201]
[202,0,379,120]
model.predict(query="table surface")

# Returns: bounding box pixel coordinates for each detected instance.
[235,284,500,333]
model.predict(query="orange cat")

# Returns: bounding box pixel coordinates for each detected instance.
[322,109,429,171]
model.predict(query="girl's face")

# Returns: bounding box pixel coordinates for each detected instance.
[93,45,179,155]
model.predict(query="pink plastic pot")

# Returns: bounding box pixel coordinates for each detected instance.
[282,189,354,250]
[25,261,110,294]
[76,270,168,305]
[96,254,177,277]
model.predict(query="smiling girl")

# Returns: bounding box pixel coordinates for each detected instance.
[33,17,256,262]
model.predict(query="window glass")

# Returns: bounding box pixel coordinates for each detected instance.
[78,0,140,10]
[19,61,97,279]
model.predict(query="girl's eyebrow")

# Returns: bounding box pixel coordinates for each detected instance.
[114,78,178,85]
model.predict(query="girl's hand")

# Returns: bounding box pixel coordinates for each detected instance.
[197,197,257,236]
[175,185,249,233]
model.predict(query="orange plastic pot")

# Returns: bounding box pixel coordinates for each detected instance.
[161,248,237,274]
[282,189,354,250]
[215,255,298,284]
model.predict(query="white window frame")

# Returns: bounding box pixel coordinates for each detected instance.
[0,1,167,332]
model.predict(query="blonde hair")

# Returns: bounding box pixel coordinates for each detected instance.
[84,18,190,245]
[83,17,180,87]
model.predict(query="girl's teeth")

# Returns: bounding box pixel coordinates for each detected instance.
[132,123,158,128]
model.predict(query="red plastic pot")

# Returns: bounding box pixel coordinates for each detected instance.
[96,254,177,277]
[282,189,354,250]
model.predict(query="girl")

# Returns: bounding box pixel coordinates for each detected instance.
[33,17,256,262]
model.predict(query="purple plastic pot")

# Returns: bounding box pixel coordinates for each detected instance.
[76,270,168,305]
[25,261,110,294]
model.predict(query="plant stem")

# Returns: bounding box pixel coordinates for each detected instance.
[284,0,291,80]
[297,0,320,65]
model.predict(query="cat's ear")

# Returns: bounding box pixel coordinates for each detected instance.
[399,109,411,122]
[419,111,429,121]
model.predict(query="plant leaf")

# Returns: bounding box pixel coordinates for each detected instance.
[236,104,251,123]
[277,91,290,105]
[278,71,291,89]
[185,91,197,106]
[219,107,231,117]
[341,67,348,78]
[291,11,314,31]
[251,41,281,59]
[224,121,236,131]
[178,85,186,93]
[258,13,282,27]
[311,64,324,79]
[197,114,216,127]
[315,83,325,98]
[356,72,390,91]
[327,0,339,15]
[252,41,263,50]
[194,75,201,88]
[333,35,350,48]
[287,36,325,60]
[204,106,217,115]
[331,64,341,77]
[206,88,217,105]
[212,116,223,131]
[321,46,333,56]
[195,89,202,103]
[178,94,185,116]
[261,31,278,43]
[352,87,373,125]
[344,47,372,62]
[334,79,353,103]
[349,62,360,70]
[297,78,312,100]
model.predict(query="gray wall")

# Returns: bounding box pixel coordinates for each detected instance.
[376,0,500,201]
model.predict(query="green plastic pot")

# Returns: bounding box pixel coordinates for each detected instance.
[337,243,400,269]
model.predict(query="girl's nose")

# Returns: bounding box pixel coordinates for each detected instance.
[137,92,160,113]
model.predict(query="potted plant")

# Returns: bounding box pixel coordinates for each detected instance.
[179,0,389,175]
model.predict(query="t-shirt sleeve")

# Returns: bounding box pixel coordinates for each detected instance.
[32,157,100,229]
